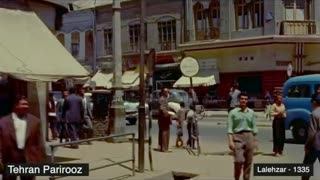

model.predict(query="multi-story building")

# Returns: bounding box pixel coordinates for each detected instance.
[181,0,320,100]
[95,0,184,90]
[59,0,320,102]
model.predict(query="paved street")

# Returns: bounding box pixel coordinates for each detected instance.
[38,114,320,180]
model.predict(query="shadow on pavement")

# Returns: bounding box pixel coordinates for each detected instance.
[285,138,304,145]
[202,151,263,156]
[46,156,79,162]
[107,174,132,180]
[145,171,198,180]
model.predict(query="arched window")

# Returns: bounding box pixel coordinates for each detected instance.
[157,16,176,51]
[71,31,80,57]
[85,30,93,62]
[56,33,65,46]
[208,0,220,38]
[193,2,208,40]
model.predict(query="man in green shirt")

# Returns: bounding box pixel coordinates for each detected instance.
[227,92,258,180]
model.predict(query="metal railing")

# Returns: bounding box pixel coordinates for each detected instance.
[49,133,135,180]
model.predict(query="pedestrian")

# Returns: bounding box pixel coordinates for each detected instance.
[0,95,46,180]
[227,92,258,180]
[186,103,199,149]
[79,89,93,144]
[176,101,185,148]
[47,92,58,140]
[188,88,199,107]
[271,95,286,156]
[62,87,84,149]
[228,83,241,113]
[56,90,70,143]
[301,93,320,180]
[158,88,171,152]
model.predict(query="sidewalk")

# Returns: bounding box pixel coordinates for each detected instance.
[41,139,307,180]
[205,110,272,127]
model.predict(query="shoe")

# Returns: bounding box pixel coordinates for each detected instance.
[274,153,280,157]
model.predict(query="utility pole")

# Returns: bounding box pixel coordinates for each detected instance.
[138,0,146,173]
[110,0,126,139]
[92,0,97,73]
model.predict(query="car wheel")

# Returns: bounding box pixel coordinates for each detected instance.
[292,121,308,143]
[127,117,137,125]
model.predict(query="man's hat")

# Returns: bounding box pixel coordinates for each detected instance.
[311,93,320,104]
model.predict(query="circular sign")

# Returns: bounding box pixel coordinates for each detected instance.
[180,57,199,77]
[287,63,293,77]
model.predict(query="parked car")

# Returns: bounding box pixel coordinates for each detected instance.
[124,100,149,125]
[282,74,320,143]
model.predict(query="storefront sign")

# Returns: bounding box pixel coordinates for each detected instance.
[180,57,199,77]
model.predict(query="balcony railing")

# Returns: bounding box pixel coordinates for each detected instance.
[280,20,316,35]
[196,27,220,41]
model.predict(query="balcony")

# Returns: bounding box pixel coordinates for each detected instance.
[280,20,316,35]
[196,27,220,41]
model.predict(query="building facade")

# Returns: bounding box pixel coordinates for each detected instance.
[180,0,320,102]
[58,0,320,104]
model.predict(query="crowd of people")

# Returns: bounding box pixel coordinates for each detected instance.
[47,87,93,149]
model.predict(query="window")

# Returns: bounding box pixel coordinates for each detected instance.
[287,85,310,98]
[158,18,176,51]
[235,0,249,30]
[71,32,80,57]
[85,31,93,62]
[234,0,264,30]
[284,0,312,20]
[129,23,147,52]
[194,2,208,40]
[208,0,220,38]
[104,28,112,55]
[253,0,264,28]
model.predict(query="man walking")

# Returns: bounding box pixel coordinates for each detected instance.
[158,88,171,152]
[227,92,258,180]
[62,87,84,149]
[79,89,93,144]
[56,90,69,143]
[47,92,58,140]
[302,93,320,180]
[0,95,46,180]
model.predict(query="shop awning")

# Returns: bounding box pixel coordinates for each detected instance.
[0,8,89,82]
[173,75,216,88]
[84,70,146,89]
[83,70,113,88]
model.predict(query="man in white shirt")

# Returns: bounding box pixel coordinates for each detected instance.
[0,95,46,180]
[228,84,241,112]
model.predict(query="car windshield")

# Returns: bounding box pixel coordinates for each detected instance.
[168,91,184,103]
